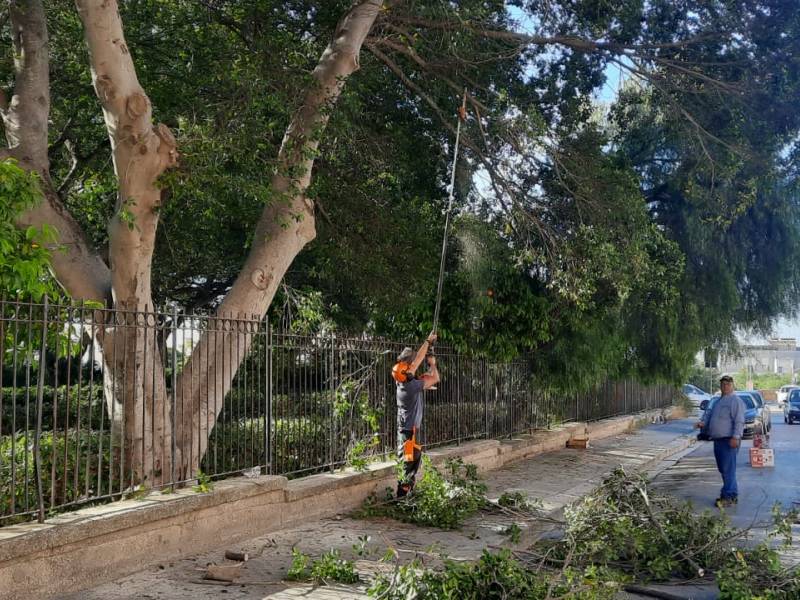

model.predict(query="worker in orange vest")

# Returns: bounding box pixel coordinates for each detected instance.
[393,333,439,497]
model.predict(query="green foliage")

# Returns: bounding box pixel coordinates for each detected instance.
[12,0,800,397]
[286,548,359,585]
[334,378,383,472]
[192,469,213,493]
[502,522,522,544]
[558,468,729,580]
[716,544,800,600]
[359,457,488,530]
[734,371,792,391]
[1,385,105,435]
[286,547,311,581]
[690,365,795,393]
[368,549,623,600]
[0,160,57,299]
[1,428,118,520]
[352,534,372,557]
[497,491,540,513]
[203,416,327,477]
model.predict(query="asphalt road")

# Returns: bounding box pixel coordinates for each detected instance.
[651,405,800,533]
[618,405,800,600]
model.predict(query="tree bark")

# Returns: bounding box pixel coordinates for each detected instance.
[174,0,383,477]
[74,0,177,307]
[75,0,179,486]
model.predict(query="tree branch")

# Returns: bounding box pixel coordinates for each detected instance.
[371,37,490,113]
[76,0,178,306]
[48,116,74,157]
[4,0,50,167]
[56,140,79,195]
[195,0,253,49]
[366,42,538,243]
[387,15,721,52]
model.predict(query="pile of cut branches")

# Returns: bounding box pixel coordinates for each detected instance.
[358,457,489,529]
[369,467,800,599]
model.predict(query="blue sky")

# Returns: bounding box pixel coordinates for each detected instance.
[742,318,800,345]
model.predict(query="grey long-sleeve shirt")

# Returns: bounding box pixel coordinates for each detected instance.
[701,393,745,440]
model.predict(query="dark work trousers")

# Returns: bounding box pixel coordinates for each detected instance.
[713,438,739,500]
[396,429,422,497]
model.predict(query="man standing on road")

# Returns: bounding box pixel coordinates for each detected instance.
[395,333,440,497]
[695,375,745,507]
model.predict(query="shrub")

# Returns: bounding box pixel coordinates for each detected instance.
[0,385,105,435]
[1,428,118,519]
[202,416,330,476]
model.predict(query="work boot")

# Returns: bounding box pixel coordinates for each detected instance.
[715,497,734,508]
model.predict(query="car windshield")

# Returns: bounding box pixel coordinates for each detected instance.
[737,394,756,410]
[683,385,693,394]
[790,391,800,404]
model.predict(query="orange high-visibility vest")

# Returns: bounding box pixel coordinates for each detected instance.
[403,427,422,462]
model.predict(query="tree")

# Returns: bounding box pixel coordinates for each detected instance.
[2,0,799,483]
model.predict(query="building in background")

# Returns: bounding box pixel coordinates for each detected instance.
[715,338,799,380]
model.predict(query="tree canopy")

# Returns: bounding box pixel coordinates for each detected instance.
[3,0,800,391]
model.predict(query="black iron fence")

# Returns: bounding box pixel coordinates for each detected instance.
[0,298,676,525]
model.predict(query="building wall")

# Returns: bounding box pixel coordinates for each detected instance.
[718,346,800,375]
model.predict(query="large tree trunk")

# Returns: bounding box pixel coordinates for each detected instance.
[75,0,178,486]
[174,0,383,477]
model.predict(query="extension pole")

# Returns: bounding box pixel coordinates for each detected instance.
[432,89,467,336]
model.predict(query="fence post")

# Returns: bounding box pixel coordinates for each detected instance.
[34,297,48,523]
[264,318,272,474]
[456,351,461,444]
[484,360,490,439]
[328,333,334,473]
[170,305,178,487]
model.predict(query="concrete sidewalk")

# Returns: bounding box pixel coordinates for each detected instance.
[66,416,699,600]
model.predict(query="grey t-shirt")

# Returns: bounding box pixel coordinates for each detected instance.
[397,379,424,431]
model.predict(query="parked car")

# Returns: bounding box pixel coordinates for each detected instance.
[683,384,712,406]
[784,389,800,424]
[739,391,771,433]
[777,385,799,406]
[698,392,767,438]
